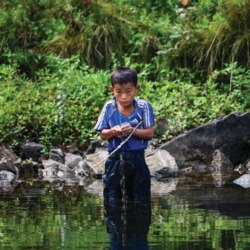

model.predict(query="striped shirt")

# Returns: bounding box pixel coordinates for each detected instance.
[94,98,155,152]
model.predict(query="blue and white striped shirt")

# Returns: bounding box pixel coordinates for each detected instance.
[94,98,155,152]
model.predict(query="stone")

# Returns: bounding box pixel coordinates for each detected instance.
[160,112,250,169]
[84,148,108,175]
[145,148,178,177]
[65,153,83,169]
[22,142,44,161]
[233,174,250,188]
[49,148,65,163]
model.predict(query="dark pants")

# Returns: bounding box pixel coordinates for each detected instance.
[104,199,151,250]
[103,150,151,201]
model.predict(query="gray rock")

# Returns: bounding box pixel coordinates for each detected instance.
[84,148,108,175]
[49,148,65,163]
[211,149,234,172]
[0,145,21,163]
[65,153,83,169]
[22,142,44,161]
[160,112,250,168]
[145,148,178,177]
[233,174,250,188]
[211,149,235,187]
[0,170,16,181]
[42,159,60,169]
[0,145,21,174]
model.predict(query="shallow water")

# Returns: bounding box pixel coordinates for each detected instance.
[0,178,250,250]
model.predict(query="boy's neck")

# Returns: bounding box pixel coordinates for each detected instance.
[116,102,134,116]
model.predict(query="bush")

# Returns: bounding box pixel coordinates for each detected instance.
[0,57,110,149]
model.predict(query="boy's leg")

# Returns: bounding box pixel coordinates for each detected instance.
[103,157,122,200]
[132,153,151,201]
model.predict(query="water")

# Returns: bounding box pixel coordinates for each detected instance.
[0,178,250,250]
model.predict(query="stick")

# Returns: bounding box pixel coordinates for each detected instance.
[92,120,143,168]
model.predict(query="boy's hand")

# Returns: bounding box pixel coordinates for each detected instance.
[121,123,133,137]
[111,124,133,137]
[112,125,123,137]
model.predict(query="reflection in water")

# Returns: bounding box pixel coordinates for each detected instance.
[1,180,250,249]
[104,199,151,250]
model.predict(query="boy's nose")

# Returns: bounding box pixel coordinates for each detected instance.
[121,93,127,99]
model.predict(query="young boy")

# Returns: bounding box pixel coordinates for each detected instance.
[94,67,155,201]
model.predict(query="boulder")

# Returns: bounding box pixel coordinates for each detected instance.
[145,148,178,177]
[22,142,44,161]
[65,153,83,169]
[160,112,250,169]
[0,145,20,174]
[233,174,250,188]
[83,148,108,176]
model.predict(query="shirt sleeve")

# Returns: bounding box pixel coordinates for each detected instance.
[93,102,110,132]
[143,101,155,128]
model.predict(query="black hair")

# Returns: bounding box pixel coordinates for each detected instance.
[111,67,138,86]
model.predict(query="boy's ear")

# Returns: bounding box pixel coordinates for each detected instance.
[136,84,140,91]
[109,86,114,93]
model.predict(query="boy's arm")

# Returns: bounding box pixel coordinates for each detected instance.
[133,126,155,139]
[118,123,155,140]
[100,125,123,140]
[100,124,155,140]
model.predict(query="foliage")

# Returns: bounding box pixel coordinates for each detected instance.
[0,0,249,148]
[159,0,250,75]
[0,57,110,149]
[139,67,245,142]
[0,56,247,148]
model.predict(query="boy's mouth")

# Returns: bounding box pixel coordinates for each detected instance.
[120,101,129,105]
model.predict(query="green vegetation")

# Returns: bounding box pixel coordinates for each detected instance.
[0,0,249,149]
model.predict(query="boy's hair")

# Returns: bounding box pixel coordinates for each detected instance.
[111,67,138,86]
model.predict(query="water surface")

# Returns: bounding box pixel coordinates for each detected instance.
[0,178,249,250]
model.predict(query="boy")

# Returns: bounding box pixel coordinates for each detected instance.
[94,67,155,201]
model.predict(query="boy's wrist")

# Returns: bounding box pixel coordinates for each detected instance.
[111,127,118,137]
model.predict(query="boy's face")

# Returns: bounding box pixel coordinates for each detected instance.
[110,82,140,108]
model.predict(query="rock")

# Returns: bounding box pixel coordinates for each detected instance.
[49,148,65,163]
[0,157,18,173]
[234,164,246,174]
[84,148,108,175]
[41,165,58,178]
[65,153,83,169]
[22,142,44,161]
[0,145,21,174]
[75,161,89,176]
[145,148,178,177]
[85,140,103,155]
[19,160,40,177]
[0,170,16,181]
[211,149,235,187]
[0,144,21,163]
[233,174,250,188]
[42,159,60,169]
[211,149,234,172]
[181,160,211,174]
[160,112,250,168]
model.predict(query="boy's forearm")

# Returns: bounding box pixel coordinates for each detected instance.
[100,127,121,140]
[133,127,155,140]
[100,126,155,141]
